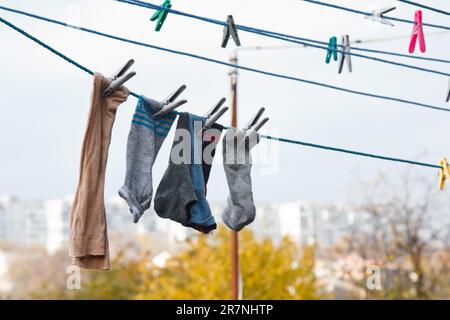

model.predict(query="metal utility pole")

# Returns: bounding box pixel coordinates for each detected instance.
[227,44,303,301]
[229,53,239,300]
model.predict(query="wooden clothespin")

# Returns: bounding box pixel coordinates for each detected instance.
[325,36,338,64]
[438,157,450,190]
[150,0,172,32]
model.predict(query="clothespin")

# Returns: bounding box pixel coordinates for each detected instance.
[101,59,136,97]
[144,85,187,118]
[409,10,426,54]
[150,0,172,32]
[446,78,450,103]
[338,35,352,74]
[438,158,450,190]
[325,36,338,64]
[364,7,396,27]
[203,98,229,130]
[221,15,241,48]
[244,107,269,139]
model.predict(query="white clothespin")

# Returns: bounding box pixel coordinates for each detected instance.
[203,98,229,130]
[338,35,352,74]
[446,78,450,103]
[364,7,396,27]
[222,15,241,48]
[101,59,136,97]
[244,107,269,140]
[146,85,188,118]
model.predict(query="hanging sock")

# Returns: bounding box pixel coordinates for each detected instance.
[69,73,129,270]
[154,112,198,226]
[409,10,426,53]
[221,128,260,232]
[154,113,221,234]
[186,114,220,234]
[118,96,177,223]
[202,123,224,194]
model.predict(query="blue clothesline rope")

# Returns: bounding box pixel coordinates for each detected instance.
[0,15,442,171]
[261,135,440,169]
[116,0,450,72]
[398,0,450,17]
[1,5,449,114]
[120,0,450,64]
[302,0,450,31]
[0,16,442,170]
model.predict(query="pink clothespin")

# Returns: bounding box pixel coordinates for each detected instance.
[409,10,426,54]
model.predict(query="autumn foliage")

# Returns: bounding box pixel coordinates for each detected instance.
[15,228,320,300]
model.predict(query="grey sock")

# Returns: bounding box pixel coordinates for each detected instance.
[202,123,224,194]
[186,114,217,233]
[119,96,177,223]
[154,112,198,226]
[221,129,260,231]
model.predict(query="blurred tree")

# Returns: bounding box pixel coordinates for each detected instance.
[137,228,321,300]
[5,246,69,299]
[68,248,144,300]
[8,244,145,300]
[334,170,450,299]
[11,229,321,300]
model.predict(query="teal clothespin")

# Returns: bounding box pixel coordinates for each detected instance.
[150,0,172,32]
[325,36,338,64]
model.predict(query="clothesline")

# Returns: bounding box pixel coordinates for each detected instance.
[302,0,450,31]
[0,15,442,171]
[397,0,450,17]
[115,0,450,74]
[238,30,450,59]
[1,5,449,114]
[119,0,450,64]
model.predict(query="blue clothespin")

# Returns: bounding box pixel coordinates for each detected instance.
[325,36,338,64]
[150,0,172,32]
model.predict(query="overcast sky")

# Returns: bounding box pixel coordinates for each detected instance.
[0,0,449,204]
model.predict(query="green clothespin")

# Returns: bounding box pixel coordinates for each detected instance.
[325,36,338,64]
[150,0,172,32]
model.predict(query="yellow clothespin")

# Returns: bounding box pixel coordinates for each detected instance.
[438,158,450,190]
